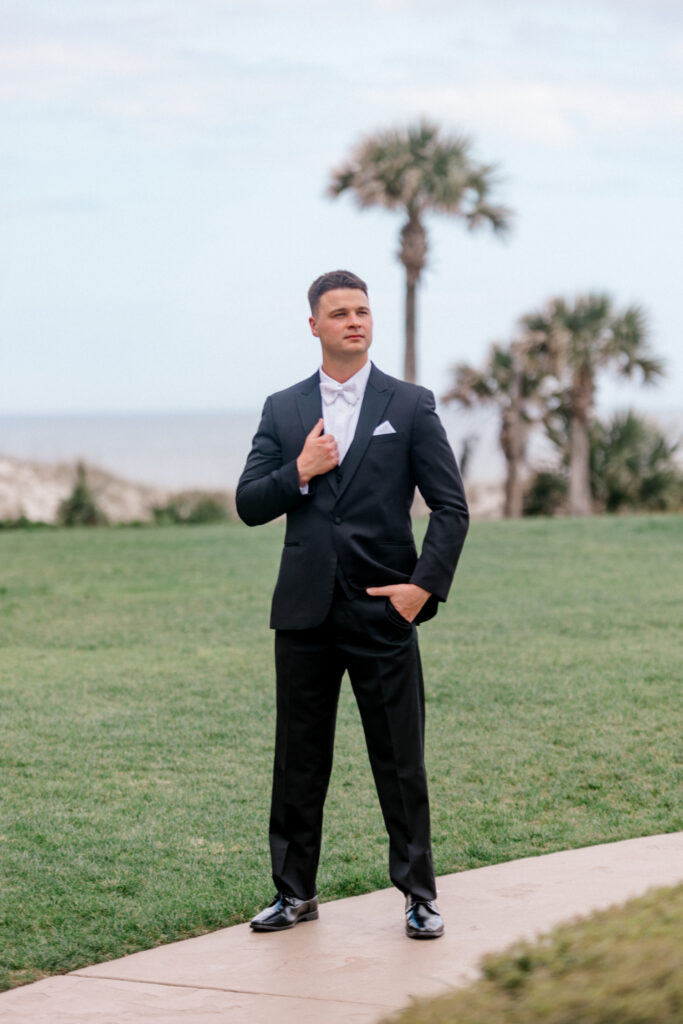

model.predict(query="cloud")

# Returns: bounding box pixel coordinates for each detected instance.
[0,39,163,100]
[377,0,683,25]
[367,78,683,148]
[0,194,104,217]
[0,34,304,150]
[2,0,682,156]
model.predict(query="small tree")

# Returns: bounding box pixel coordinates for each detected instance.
[58,463,107,527]
[522,294,664,516]
[442,338,551,517]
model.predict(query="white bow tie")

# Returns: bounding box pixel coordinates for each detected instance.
[320,380,359,406]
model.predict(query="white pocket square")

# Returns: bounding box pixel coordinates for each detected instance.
[373,420,396,436]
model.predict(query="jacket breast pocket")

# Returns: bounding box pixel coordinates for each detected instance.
[370,432,402,442]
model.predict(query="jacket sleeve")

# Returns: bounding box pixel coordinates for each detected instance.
[409,389,469,601]
[235,397,309,526]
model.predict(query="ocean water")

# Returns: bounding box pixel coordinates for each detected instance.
[3,405,678,493]
[0,408,507,491]
[0,412,260,491]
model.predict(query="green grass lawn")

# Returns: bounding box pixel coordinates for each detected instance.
[1,516,682,989]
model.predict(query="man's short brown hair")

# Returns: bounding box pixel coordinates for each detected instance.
[308,270,368,315]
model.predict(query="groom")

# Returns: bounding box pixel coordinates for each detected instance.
[236,270,469,938]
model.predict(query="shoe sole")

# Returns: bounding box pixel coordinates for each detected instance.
[406,927,444,939]
[250,910,319,932]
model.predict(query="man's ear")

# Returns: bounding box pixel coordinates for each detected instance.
[309,316,319,338]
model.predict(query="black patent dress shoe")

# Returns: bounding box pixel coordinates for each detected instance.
[250,893,319,932]
[405,895,444,939]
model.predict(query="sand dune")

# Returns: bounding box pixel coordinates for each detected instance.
[0,453,503,525]
[0,455,172,524]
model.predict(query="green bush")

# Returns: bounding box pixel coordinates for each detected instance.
[57,463,108,527]
[385,884,683,1024]
[524,411,682,516]
[0,517,53,530]
[152,491,232,525]
[523,469,567,516]
[590,411,683,512]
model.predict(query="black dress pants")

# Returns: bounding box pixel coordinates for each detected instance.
[269,587,436,903]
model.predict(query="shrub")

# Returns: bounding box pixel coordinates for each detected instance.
[0,517,53,530]
[523,469,567,516]
[152,491,232,525]
[523,411,682,516]
[590,411,683,513]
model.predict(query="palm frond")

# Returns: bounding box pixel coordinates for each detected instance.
[328,119,509,227]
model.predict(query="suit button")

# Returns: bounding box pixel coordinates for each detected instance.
[334,516,342,524]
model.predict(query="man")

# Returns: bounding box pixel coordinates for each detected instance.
[236,270,469,939]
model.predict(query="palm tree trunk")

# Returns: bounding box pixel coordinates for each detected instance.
[404,276,416,383]
[399,214,426,384]
[501,405,526,518]
[504,458,525,518]
[569,410,592,515]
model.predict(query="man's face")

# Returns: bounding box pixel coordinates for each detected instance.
[309,288,373,364]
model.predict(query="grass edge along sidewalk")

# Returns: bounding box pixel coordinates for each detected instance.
[1,515,682,989]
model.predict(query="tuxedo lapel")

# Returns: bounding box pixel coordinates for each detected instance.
[295,373,323,435]
[336,365,393,503]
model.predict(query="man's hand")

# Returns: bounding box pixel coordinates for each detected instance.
[297,418,339,487]
[366,583,431,623]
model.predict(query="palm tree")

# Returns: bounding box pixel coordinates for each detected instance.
[442,339,549,517]
[522,294,664,516]
[328,120,511,382]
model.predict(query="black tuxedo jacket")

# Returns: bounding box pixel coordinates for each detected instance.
[236,363,469,630]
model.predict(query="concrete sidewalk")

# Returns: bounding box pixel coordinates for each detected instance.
[2,833,682,1024]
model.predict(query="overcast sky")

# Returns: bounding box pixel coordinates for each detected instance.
[1,0,682,416]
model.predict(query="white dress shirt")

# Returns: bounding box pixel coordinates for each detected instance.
[319,359,372,463]
[299,360,371,494]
